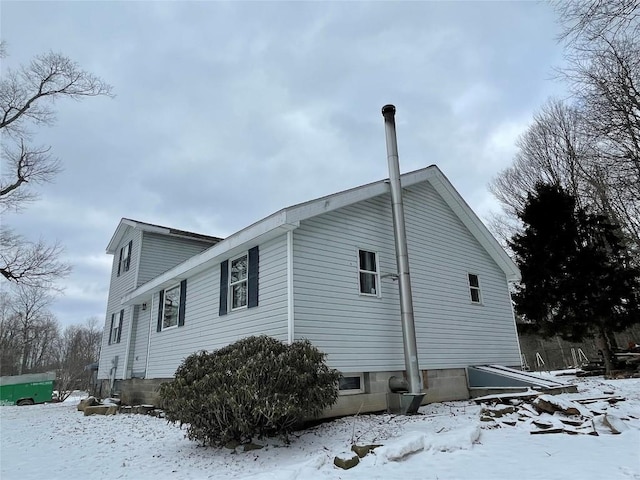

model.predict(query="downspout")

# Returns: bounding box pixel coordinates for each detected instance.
[287,230,295,344]
[382,104,422,395]
[144,292,155,378]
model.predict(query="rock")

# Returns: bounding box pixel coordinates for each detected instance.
[77,396,99,412]
[138,405,155,415]
[351,444,381,458]
[84,405,118,416]
[120,406,133,414]
[602,414,628,434]
[224,439,241,450]
[243,442,264,452]
[532,419,555,429]
[334,452,360,470]
[485,405,516,418]
[533,396,580,416]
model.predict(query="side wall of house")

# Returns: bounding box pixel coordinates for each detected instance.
[143,235,289,379]
[98,228,141,380]
[293,181,521,373]
[99,229,217,381]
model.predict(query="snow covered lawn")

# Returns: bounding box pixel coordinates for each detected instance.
[1,375,639,480]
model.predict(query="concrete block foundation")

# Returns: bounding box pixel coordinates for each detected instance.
[100,367,471,417]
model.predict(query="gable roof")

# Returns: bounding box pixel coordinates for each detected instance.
[106,218,222,254]
[120,165,520,306]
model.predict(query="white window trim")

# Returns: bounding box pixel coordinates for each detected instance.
[118,242,131,276]
[229,252,249,311]
[468,273,483,305]
[161,283,181,331]
[111,312,121,344]
[357,248,381,298]
[338,373,365,396]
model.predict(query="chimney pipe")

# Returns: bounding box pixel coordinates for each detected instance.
[382,104,422,395]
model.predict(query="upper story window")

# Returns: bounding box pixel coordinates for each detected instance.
[219,246,259,316]
[358,249,379,296]
[108,310,123,344]
[230,254,248,310]
[156,280,187,332]
[117,240,132,276]
[468,273,482,304]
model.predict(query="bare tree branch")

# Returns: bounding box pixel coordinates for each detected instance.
[0,51,113,135]
[0,227,71,289]
[0,139,61,213]
[0,46,112,287]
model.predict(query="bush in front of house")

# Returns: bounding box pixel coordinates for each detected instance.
[158,335,340,447]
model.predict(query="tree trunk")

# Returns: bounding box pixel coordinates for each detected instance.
[597,326,614,377]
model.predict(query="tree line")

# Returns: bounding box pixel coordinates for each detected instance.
[491,0,640,375]
[0,285,102,399]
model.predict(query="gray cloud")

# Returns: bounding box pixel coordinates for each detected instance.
[1,1,566,327]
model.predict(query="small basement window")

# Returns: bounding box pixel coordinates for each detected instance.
[338,373,365,395]
[468,273,482,304]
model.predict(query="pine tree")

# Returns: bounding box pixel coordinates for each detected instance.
[510,183,640,375]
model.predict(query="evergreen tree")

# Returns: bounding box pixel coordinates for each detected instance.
[510,183,640,375]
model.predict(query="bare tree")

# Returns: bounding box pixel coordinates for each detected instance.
[55,318,102,400]
[0,44,113,287]
[490,1,640,256]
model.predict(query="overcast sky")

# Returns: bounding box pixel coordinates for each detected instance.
[1,1,567,329]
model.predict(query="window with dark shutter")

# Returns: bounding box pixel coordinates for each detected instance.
[117,241,132,276]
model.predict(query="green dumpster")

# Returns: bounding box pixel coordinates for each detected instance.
[0,372,56,406]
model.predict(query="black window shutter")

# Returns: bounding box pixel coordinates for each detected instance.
[178,279,187,326]
[157,290,164,332]
[117,309,124,343]
[248,246,259,308]
[117,248,123,276]
[219,260,229,316]
[108,315,114,344]
[126,240,133,270]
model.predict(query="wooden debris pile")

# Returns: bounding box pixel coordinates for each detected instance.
[476,391,632,436]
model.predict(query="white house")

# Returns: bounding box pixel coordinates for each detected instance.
[97,165,522,416]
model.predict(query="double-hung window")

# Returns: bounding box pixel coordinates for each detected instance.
[162,284,180,329]
[156,280,187,332]
[468,273,482,304]
[219,246,259,316]
[358,249,379,296]
[230,254,248,310]
[109,310,123,344]
[118,240,132,276]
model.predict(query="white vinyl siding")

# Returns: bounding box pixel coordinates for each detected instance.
[144,236,288,379]
[137,232,215,287]
[98,228,140,380]
[99,229,215,381]
[293,181,521,372]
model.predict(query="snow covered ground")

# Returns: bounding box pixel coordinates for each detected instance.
[1,373,639,480]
